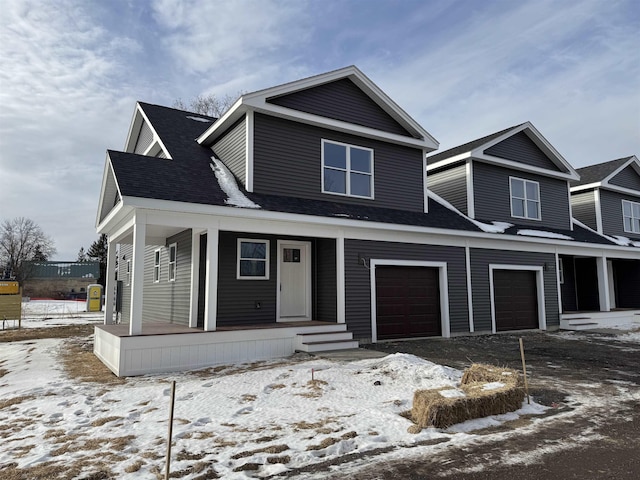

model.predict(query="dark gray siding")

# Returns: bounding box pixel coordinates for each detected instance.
[427,163,468,215]
[470,249,559,332]
[559,255,577,312]
[254,113,425,211]
[315,239,337,322]
[212,116,246,186]
[141,230,192,325]
[600,189,640,240]
[344,239,469,341]
[134,120,154,154]
[570,190,598,230]
[473,162,572,229]
[609,165,640,191]
[484,131,565,172]
[267,78,412,137]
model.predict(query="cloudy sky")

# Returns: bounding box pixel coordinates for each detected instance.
[1,0,638,261]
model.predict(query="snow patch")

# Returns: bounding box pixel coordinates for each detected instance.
[516,229,573,240]
[439,388,466,398]
[426,190,512,233]
[210,156,261,209]
[482,381,505,390]
[186,115,212,123]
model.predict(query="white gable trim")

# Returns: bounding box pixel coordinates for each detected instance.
[95,157,123,228]
[124,104,172,160]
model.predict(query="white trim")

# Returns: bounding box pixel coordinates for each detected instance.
[336,234,346,324]
[129,216,146,336]
[594,188,604,233]
[204,228,219,331]
[465,244,474,332]
[596,256,611,312]
[168,242,177,282]
[567,181,574,231]
[188,229,203,328]
[488,264,546,334]
[422,151,429,213]
[509,176,541,221]
[466,161,475,218]
[276,240,312,321]
[555,253,563,315]
[153,248,161,283]
[621,199,640,234]
[245,111,254,192]
[237,238,270,280]
[370,260,450,343]
[321,139,374,199]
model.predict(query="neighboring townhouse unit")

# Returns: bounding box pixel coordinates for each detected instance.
[95,66,639,376]
[568,156,640,312]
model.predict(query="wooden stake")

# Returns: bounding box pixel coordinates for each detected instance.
[165,381,176,480]
[519,338,530,404]
[312,368,315,382]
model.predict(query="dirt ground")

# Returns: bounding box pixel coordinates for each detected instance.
[345,331,640,480]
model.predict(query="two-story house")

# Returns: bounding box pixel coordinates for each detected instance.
[568,156,640,313]
[95,66,639,376]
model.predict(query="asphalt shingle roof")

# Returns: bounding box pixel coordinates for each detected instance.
[571,157,633,187]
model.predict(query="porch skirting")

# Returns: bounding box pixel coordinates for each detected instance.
[94,322,347,377]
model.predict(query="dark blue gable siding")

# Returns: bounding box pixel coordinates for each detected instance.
[485,131,566,172]
[609,165,640,191]
[267,78,413,137]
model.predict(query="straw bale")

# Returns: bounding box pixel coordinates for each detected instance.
[409,364,524,431]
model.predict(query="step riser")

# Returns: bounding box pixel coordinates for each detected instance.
[296,332,353,343]
[298,341,360,353]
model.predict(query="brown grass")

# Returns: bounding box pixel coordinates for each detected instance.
[409,363,524,431]
[0,395,35,410]
[240,394,257,402]
[59,337,125,384]
[267,455,291,464]
[124,460,144,473]
[306,437,341,451]
[233,463,260,472]
[91,416,123,427]
[0,324,95,342]
[231,444,289,459]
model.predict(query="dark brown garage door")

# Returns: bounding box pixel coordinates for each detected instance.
[493,269,539,331]
[376,266,441,340]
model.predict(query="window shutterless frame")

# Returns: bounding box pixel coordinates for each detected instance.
[126,260,131,286]
[153,248,161,283]
[509,176,541,220]
[622,199,640,234]
[237,238,270,280]
[168,243,177,282]
[321,139,374,199]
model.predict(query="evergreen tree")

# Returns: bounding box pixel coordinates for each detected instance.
[87,234,108,286]
[77,247,87,262]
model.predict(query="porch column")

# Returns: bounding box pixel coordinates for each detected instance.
[336,233,345,324]
[596,256,611,312]
[204,227,219,331]
[129,216,146,335]
[103,236,116,325]
[188,229,203,328]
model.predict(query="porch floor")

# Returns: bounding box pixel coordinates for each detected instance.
[96,320,337,337]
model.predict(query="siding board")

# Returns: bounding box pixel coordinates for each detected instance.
[473,162,572,229]
[609,165,640,191]
[570,190,598,230]
[600,189,640,240]
[484,131,565,172]
[267,78,412,136]
[344,240,469,341]
[427,163,468,215]
[212,117,247,186]
[254,113,425,211]
[134,121,154,154]
[470,248,559,332]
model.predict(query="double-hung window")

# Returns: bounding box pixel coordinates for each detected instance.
[168,243,177,282]
[510,177,540,220]
[622,200,640,234]
[153,249,161,283]
[237,239,269,280]
[322,140,373,198]
[126,260,131,286]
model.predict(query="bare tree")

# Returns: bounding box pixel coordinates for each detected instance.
[0,217,56,282]
[173,92,244,118]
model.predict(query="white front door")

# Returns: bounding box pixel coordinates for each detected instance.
[278,241,311,320]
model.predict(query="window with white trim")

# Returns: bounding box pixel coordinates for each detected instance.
[153,249,161,283]
[126,260,131,286]
[510,177,540,220]
[168,243,177,282]
[558,258,564,284]
[237,239,269,279]
[322,140,373,198]
[622,199,640,234]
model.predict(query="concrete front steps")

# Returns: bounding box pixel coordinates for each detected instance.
[560,310,640,331]
[295,327,359,353]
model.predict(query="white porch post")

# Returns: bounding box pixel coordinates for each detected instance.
[189,229,203,328]
[103,237,116,325]
[204,227,219,331]
[129,216,146,335]
[336,233,345,324]
[596,256,611,312]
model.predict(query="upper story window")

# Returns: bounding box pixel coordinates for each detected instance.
[510,177,540,220]
[322,140,374,199]
[237,239,269,280]
[153,249,161,283]
[168,243,177,281]
[622,199,640,234]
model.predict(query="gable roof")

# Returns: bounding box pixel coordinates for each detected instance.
[197,66,438,151]
[427,122,579,181]
[571,156,640,196]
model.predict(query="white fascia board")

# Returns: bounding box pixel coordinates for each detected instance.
[196,98,245,145]
[570,182,602,193]
[601,156,640,185]
[95,156,115,228]
[472,152,578,180]
[426,153,472,171]
[123,103,143,152]
[601,184,640,198]
[137,105,172,160]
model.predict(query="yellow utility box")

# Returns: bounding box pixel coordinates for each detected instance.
[87,284,103,312]
[0,281,21,329]
[0,281,19,295]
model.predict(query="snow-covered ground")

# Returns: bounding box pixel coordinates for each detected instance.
[10,299,104,328]
[2,301,638,478]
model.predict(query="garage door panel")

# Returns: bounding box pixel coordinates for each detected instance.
[376,266,441,340]
[494,270,538,332]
